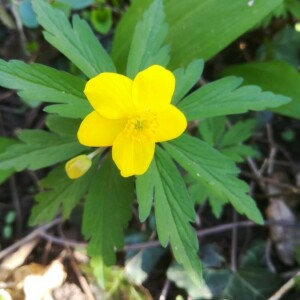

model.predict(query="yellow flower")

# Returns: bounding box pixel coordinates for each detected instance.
[77,65,187,177]
[65,154,92,179]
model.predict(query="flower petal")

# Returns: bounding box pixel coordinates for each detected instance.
[84,73,134,119]
[77,111,125,146]
[112,131,155,177]
[154,105,187,142]
[132,65,175,113]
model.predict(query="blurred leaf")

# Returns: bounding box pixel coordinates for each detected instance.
[178,76,290,121]
[153,147,202,285]
[52,2,71,17]
[167,262,212,299]
[223,243,283,299]
[222,60,300,120]
[0,59,91,118]
[0,4,16,29]
[32,0,115,78]
[82,155,134,265]
[286,0,300,18]
[125,245,165,284]
[91,7,112,34]
[164,134,264,224]
[112,0,283,71]
[59,0,94,10]
[168,243,282,299]
[257,27,300,67]
[89,261,153,299]
[29,164,96,225]
[126,0,169,78]
[5,211,16,224]
[281,129,295,142]
[18,0,39,28]
[136,161,155,222]
[173,59,204,105]
[0,137,18,183]
[0,130,85,172]
[2,225,13,239]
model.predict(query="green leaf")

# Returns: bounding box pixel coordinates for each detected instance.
[178,76,290,121]
[188,176,226,218]
[126,0,169,78]
[19,0,39,28]
[125,240,165,284]
[168,243,282,300]
[59,0,94,10]
[286,0,300,18]
[164,134,264,224]
[187,178,208,204]
[136,161,155,222]
[29,164,96,225]
[257,27,300,68]
[44,102,92,119]
[0,129,85,171]
[220,119,256,147]
[32,0,115,78]
[167,262,214,299]
[221,144,257,163]
[198,116,226,147]
[82,155,134,265]
[0,137,18,183]
[153,147,202,285]
[45,115,81,137]
[91,7,112,34]
[222,243,283,299]
[0,59,91,118]
[112,0,283,71]
[199,117,257,163]
[222,60,300,119]
[172,59,204,105]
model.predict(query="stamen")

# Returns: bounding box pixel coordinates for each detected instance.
[124,112,158,141]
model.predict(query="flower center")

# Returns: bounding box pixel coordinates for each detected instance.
[124,112,158,141]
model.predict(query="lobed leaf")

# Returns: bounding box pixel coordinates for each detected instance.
[29,164,96,225]
[0,137,18,184]
[112,0,283,71]
[45,115,82,137]
[178,76,290,121]
[164,134,264,224]
[126,0,169,78]
[0,59,91,118]
[153,147,202,285]
[172,59,204,105]
[199,117,257,163]
[198,116,227,147]
[82,155,134,265]
[0,129,85,171]
[222,60,300,120]
[136,161,155,222]
[220,119,256,148]
[32,0,115,78]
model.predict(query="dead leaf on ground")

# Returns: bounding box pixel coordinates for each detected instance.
[266,173,300,265]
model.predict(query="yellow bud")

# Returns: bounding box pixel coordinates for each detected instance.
[65,155,92,179]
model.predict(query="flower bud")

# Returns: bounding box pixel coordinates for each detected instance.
[65,154,92,179]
